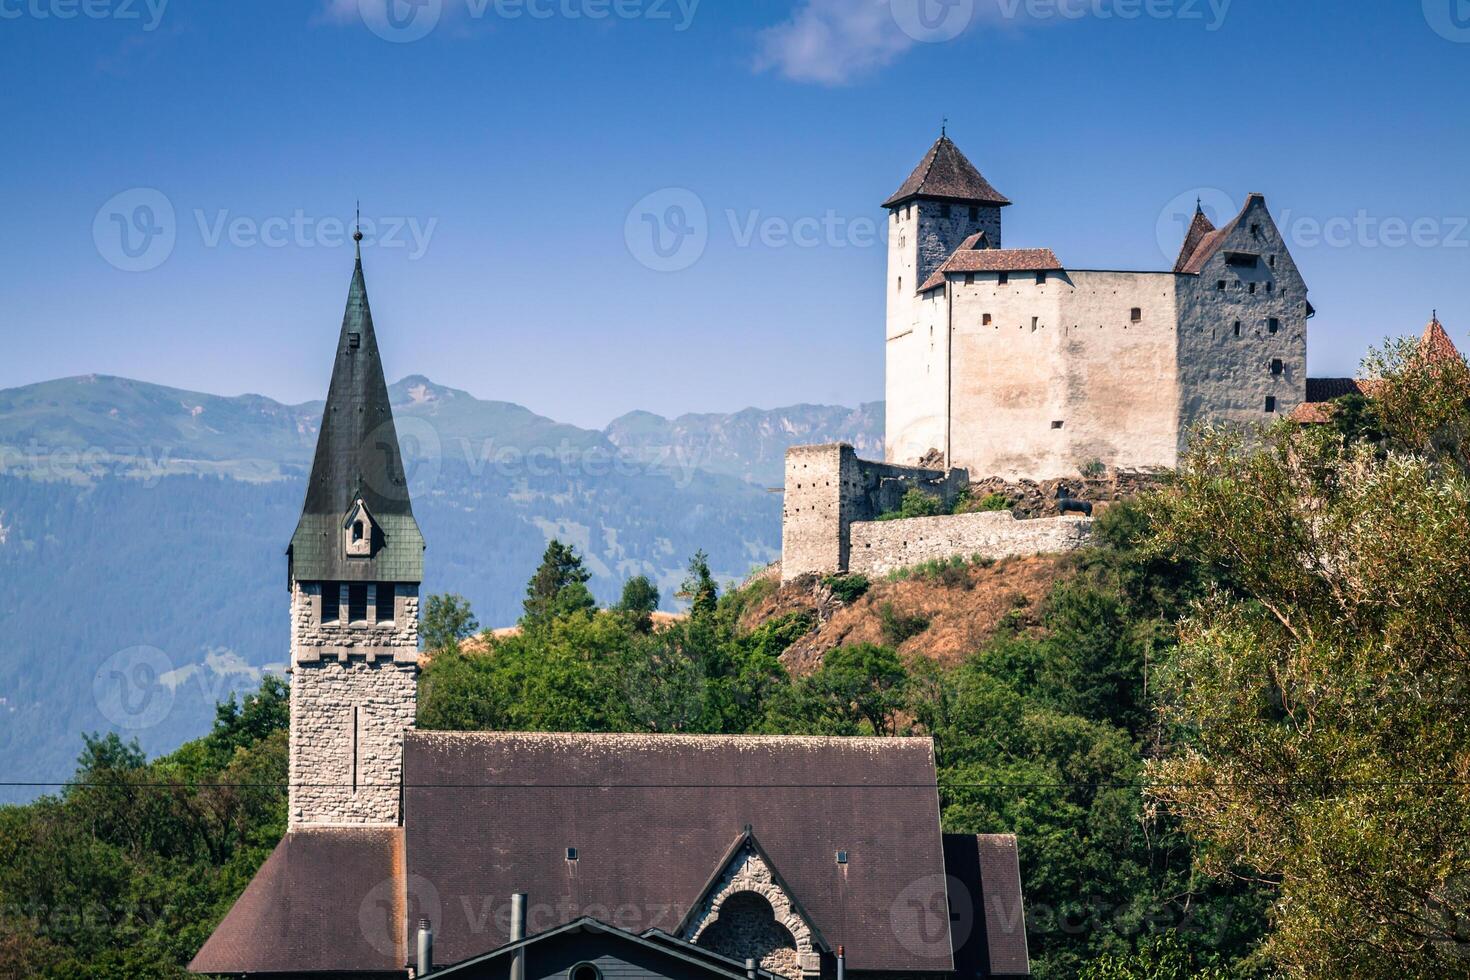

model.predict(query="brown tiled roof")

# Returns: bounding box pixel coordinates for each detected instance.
[943,834,1029,978]
[1173,206,1216,273]
[1305,378,1365,402]
[1178,194,1265,275]
[919,248,1063,292]
[402,732,954,974]
[1422,315,1462,363]
[884,136,1010,209]
[1290,401,1336,425]
[188,826,405,976]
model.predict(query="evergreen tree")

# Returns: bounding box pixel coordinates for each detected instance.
[421,593,479,652]
[616,575,661,633]
[677,550,718,618]
[522,540,595,625]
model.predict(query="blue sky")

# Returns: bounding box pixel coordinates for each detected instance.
[1,0,1467,427]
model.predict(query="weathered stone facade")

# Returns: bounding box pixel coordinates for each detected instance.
[288,581,419,829]
[781,444,967,582]
[685,844,816,980]
[848,511,1093,577]
[884,139,1311,481]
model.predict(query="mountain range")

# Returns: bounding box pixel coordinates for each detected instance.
[0,374,881,799]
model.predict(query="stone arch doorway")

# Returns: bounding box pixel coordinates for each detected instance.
[695,891,800,979]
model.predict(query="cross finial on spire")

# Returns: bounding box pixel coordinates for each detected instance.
[353,201,363,244]
[1196,196,1203,214]
[941,117,948,138]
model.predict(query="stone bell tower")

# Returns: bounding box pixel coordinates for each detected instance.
[286,235,424,829]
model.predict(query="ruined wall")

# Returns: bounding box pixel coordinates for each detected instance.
[945,269,1179,480]
[289,581,419,828]
[781,444,966,582]
[848,511,1093,577]
[1176,195,1308,441]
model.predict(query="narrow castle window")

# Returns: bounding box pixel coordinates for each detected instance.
[1265,396,1277,413]
[1271,358,1284,375]
[998,272,1009,285]
[941,203,952,218]
[1051,420,1064,429]
[321,583,340,623]
[964,272,975,285]
[1131,308,1142,322]
[376,584,395,623]
[352,520,364,543]
[1249,282,1257,294]
[1234,321,1241,337]
[983,313,993,325]
[348,583,369,623]
[897,277,902,292]
[1036,271,1048,284]
[1218,280,1227,291]
[1269,318,1280,334]
[1270,255,1277,268]
[968,206,979,221]
[349,332,361,350]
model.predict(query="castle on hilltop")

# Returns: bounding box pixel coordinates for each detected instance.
[783,134,1318,581]
[884,133,1313,479]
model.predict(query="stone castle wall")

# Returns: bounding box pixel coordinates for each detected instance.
[289,581,419,828]
[848,510,1093,577]
[781,444,966,582]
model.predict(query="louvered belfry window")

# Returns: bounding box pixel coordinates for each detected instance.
[321,583,340,623]
[376,584,395,623]
[348,583,369,623]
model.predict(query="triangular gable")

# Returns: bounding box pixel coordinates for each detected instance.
[676,830,827,963]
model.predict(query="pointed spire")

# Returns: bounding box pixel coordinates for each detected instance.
[1174,205,1218,273]
[1421,311,1461,363]
[883,134,1010,209]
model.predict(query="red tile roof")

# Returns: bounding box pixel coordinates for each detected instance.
[919,247,1063,292]
[1177,194,1267,275]
[1173,205,1216,273]
[883,136,1010,209]
[1421,315,1462,363]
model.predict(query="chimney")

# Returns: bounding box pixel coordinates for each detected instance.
[416,918,433,976]
[836,945,846,980]
[510,893,528,980]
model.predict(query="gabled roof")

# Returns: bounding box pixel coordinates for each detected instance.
[289,247,424,583]
[884,136,1010,209]
[1177,194,1266,275]
[919,248,1063,292]
[188,826,405,976]
[401,731,953,974]
[423,917,779,980]
[1173,204,1216,273]
[674,828,828,952]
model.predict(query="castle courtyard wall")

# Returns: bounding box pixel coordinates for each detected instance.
[847,511,1094,577]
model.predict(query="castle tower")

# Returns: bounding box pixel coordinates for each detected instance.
[884,134,1009,467]
[286,240,424,829]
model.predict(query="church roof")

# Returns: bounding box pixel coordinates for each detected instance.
[401,732,965,974]
[289,247,424,583]
[1173,204,1217,273]
[188,826,405,975]
[883,136,1010,209]
[919,247,1062,292]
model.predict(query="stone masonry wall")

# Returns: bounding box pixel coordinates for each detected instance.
[782,444,967,582]
[289,581,419,828]
[848,511,1093,577]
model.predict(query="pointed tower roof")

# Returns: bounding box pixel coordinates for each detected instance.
[1421,312,1462,363]
[288,245,424,584]
[1173,201,1217,273]
[883,135,1010,209]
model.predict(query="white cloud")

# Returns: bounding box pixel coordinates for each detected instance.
[754,0,918,86]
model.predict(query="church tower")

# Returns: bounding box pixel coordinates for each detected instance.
[286,238,424,829]
[883,134,1009,467]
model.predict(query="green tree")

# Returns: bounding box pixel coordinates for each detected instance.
[522,540,595,626]
[1145,336,1470,977]
[616,575,661,633]
[421,593,479,652]
[677,550,719,618]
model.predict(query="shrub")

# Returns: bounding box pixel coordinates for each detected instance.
[879,602,931,644]
[973,492,1011,512]
[876,488,945,521]
[822,573,871,604]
